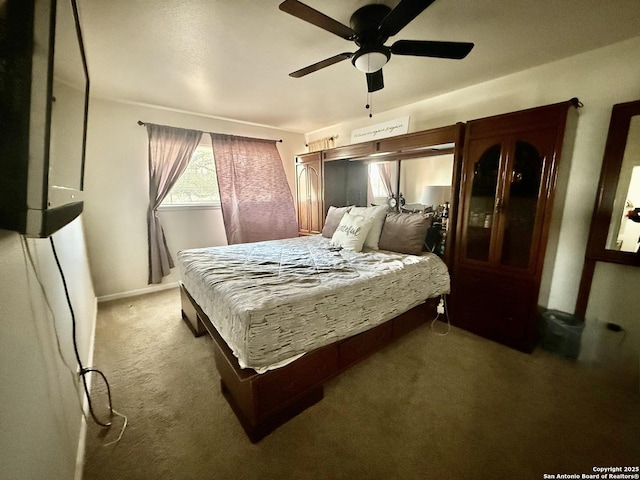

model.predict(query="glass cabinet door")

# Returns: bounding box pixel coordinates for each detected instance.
[461,141,502,263]
[498,139,545,269]
[459,130,554,271]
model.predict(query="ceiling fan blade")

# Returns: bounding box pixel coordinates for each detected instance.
[289,52,353,78]
[391,40,474,59]
[366,69,384,92]
[378,0,436,37]
[279,0,355,40]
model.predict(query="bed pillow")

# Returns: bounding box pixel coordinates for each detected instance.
[349,205,388,250]
[378,212,432,255]
[322,206,352,238]
[330,212,374,252]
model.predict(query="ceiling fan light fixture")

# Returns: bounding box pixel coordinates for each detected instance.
[281,0,475,92]
[352,49,390,73]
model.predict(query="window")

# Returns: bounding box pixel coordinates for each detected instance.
[161,137,220,207]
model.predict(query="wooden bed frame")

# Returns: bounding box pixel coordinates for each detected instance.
[180,282,439,442]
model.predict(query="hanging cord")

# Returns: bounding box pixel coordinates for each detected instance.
[21,236,88,420]
[431,294,451,336]
[49,236,114,429]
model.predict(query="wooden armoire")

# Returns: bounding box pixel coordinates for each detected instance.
[451,99,579,352]
[295,152,323,235]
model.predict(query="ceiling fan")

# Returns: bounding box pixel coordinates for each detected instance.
[279,0,474,93]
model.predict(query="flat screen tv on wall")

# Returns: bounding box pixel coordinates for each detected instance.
[0,0,89,237]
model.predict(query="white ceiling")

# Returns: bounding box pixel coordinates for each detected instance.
[77,0,640,133]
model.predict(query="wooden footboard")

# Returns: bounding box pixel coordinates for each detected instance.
[180,282,438,442]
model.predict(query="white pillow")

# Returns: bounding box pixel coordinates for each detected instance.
[330,212,374,252]
[349,205,388,250]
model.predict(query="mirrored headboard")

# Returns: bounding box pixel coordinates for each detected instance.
[317,123,465,265]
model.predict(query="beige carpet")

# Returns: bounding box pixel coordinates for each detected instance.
[83,288,640,480]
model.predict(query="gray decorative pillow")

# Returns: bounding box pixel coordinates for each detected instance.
[322,206,352,238]
[378,212,433,255]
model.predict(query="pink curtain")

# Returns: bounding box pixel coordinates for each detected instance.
[210,133,298,244]
[146,124,202,284]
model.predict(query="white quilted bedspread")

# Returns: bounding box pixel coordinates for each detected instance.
[177,235,450,373]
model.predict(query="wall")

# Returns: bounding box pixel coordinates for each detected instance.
[581,262,640,390]
[0,217,97,480]
[307,36,640,386]
[83,99,306,299]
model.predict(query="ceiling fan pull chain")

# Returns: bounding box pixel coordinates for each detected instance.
[366,92,373,118]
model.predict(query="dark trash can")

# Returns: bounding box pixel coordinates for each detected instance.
[539,309,584,359]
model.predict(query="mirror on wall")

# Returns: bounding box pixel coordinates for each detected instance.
[576,100,640,318]
[585,100,640,265]
[605,115,640,253]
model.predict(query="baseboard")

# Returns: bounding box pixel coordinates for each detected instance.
[75,416,89,480]
[97,282,179,303]
[74,296,98,480]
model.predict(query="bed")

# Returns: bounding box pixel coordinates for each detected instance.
[178,209,450,442]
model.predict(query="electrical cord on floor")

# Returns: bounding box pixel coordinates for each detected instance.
[431,294,451,336]
[103,407,128,447]
[48,236,115,429]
